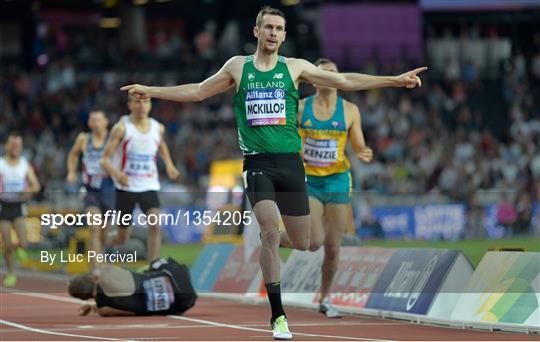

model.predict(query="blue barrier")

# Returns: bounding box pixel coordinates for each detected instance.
[366,249,460,314]
[189,243,235,292]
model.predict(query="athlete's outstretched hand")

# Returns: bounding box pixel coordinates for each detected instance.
[356,146,373,163]
[120,84,151,99]
[395,67,427,89]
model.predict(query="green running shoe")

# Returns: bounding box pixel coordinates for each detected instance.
[3,273,17,287]
[16,247,29,263]
[271,315,292,340]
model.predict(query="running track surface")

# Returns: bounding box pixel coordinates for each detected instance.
[0,272,537,341]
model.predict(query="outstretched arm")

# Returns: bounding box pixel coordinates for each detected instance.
[295,59,426,91]
[121,56,240,102]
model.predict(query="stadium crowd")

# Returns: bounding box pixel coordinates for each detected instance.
[1,23,539,236]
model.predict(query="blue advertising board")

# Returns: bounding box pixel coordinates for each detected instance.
[372,206,415,239]
[358,204,466,240]
[485,203,539,238]
[414,204,465,240]
[366,249,459,314]
[484,204,505,238]
[190,243,235,292]
[533,203,540,232]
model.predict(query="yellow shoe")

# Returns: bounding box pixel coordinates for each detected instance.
[16,247,29,263]
[3,273,17,287]
[271,315,292,340]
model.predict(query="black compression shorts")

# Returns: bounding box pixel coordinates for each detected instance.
[115,189,160,228]
[0,201,26,221]
[243,153,309,216]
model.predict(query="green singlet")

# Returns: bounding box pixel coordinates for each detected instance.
[233,55,301,155]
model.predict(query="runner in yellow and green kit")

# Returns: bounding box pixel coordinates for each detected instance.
[280,58,373,318]
[121,6,426,340]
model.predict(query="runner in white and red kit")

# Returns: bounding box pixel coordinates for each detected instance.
[100,96,179,262]
[0,132,41,287]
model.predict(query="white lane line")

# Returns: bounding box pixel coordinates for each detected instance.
[4,289,392,341]
[0,319,128,341]
[1,287,84,304]
[167,314,390,341]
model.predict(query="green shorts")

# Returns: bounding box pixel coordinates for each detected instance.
[306,170,352,204]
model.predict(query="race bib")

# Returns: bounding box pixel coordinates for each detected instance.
[84,151,104,175]
[245,89,286,126]
[124,153,155,178]
[3,180,25,193]
[303,137,339,167]
[143,276,175,312]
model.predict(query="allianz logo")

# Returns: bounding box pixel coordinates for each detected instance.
[382,255,439,312]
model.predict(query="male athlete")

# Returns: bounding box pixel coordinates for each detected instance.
[67,110,114,269]
[280,58,373,318]
[68,258,196,316]
[121,6,425,339]
[100,96,179,262]
[0,133,41,287]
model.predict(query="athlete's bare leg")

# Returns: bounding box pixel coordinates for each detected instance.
[280,197,323,251]
[0,221,14,273]
[307,197,324,251]
[254,200,283,282]
[146,207,161,261]
[13,217,27,250]
[281,214,310,251]
[319,203,347,302]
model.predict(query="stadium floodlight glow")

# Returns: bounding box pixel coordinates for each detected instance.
[133,0,148,5]
[100,17,121,28]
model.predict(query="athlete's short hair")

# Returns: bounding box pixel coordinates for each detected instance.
[315,58,339,72]
[314,58,335,67]
[4,131,22,143]
[89,109,106,117]
[256,6,286,28]
[68,275,95,300]
[7,131,22,138]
